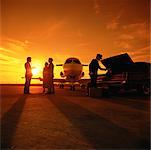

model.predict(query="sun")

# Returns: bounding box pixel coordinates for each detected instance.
[32,68,40,76]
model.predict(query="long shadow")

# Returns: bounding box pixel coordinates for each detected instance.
[104,97,150,111]
[47,95,150,149]
[1,95,27,149]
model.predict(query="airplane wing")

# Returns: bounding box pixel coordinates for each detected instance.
[54,78,90,85]
[78,78,90,84]
[53,78,66,83]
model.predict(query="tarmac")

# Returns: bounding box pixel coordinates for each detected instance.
[0,85,150,149]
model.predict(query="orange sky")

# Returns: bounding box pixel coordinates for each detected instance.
[0,0,150,84]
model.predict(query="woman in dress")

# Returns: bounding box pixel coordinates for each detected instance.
[43,62,49,93]
[48,58,54,94]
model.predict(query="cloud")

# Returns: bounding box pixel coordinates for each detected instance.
[119,34,134,40]
[0,58,9,62]
[0,69,17,73]
[6,38,31,48]
[106,20,119,30]
[113,22,149,53]
[127,45,150,62]
[76,42,90,47]
[0,47,17,55]
[77,29,84,37]
[47,21,66,32]
[1,38,31,53]
[1,38,31,60]
[106,10,123,30]
[123,22,146,30]
[0,53,20,63]
[138,46,150,51]
[64,29,84,39]
[114,41,132,49]
[123,22,149,40]
[93,0,101,15]
[28,21,67,42]
[113,34,134,50]
[0,38,27,65]
[0,44,26,69]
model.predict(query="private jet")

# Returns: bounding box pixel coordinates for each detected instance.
[55,57,90,90]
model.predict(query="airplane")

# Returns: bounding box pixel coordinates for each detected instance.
[55,57,90,90]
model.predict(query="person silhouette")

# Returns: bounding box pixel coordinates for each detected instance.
[24,57,32,94]
[89,54,106,88]
[47,58,54,94]
[43,62,49,93]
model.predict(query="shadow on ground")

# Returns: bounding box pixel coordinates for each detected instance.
[48,95,150,149]
[1,95,27,149]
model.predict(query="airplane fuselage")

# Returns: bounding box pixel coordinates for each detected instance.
[63,63,83,82]
[58,57,85,83]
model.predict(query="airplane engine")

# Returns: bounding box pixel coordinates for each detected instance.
[81,72,84,77]
[60,71,65,77]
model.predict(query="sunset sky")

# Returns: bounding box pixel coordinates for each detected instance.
[0,0,150,84]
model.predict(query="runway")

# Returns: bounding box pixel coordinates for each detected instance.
[0,85,150,149]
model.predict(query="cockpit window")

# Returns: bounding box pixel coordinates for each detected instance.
[73,59,81,64]
[65,58,81,64]
[65,59,72,64]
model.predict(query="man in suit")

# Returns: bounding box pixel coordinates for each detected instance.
[24,57,32,94]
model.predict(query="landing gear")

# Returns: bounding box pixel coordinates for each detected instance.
[70,85,75,91]
[80,84,86,89]
[59,84,64,89]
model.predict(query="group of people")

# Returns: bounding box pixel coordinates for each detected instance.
[24,57,54,94]
[24,54,107,94]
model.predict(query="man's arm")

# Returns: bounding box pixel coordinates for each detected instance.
[99,66,106,71]
[97,61,106,71]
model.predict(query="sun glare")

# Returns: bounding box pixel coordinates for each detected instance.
[32,68,40,76]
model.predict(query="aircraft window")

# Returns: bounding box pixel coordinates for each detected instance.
[65,59,72,64]
[73,59,81,64]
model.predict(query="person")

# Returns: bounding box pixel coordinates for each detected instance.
[89,54,106,88]
[24,57,32,94]
[47,58,54,94]
[43,62,49,93]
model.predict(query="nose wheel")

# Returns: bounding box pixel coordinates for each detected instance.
[59,84,64,89]
[70,85,75,91]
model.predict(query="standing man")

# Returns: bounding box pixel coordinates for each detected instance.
[48,58,54,94]
[89,54,106,88]
[24,57,32,94]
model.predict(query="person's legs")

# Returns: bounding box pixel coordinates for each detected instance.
[46,77,52,94]
[24,77,31,94]
[48,79,54,94]
[24,77,30,94]
[87,75,96,96]
[24,78,28,94]
[47,84,51,93]
[87,82,91,96]
[51,82,55,94]
[87,75,97,96]
[43,88,45,93]
[27,78,31,93]
[93,75,97,88]
[91,75,97,88]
